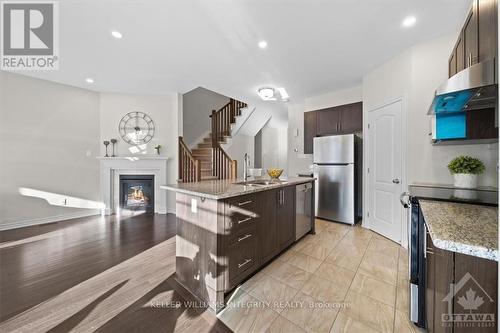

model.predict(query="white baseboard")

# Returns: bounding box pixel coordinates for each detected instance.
[0,210,101,231]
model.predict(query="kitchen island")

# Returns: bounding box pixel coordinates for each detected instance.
[161,177,315,312]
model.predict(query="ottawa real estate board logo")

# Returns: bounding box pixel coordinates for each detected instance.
[1,1,59,70]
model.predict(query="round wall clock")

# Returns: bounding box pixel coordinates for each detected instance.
[118,111,155,145]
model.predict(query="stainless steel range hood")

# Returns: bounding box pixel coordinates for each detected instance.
[427,58,497,115]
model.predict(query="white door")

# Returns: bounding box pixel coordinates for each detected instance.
[368,100,403,243]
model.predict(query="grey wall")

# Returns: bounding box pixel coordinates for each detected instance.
[182,87,229,146]
[0,72,101,229]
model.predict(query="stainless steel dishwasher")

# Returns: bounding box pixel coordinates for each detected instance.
[296,182,313,240]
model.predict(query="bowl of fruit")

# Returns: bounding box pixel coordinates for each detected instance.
[267,168,284,180]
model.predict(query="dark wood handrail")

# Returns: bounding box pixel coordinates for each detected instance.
[210,98,247,146]
[178,136,201,182]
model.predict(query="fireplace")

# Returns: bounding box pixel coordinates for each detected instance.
[119,175,155,213]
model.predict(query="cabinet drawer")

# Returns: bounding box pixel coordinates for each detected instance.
[228,225,257,247]
[228,230,257,280]
[225,195,258,232]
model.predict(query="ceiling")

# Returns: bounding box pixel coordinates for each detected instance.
[16,0,470,123]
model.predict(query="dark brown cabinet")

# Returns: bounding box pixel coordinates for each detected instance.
[317,108,341,136]
[259,186,296,264]
[478,0,498,63]
[259,189,279,264]
[448,0,497,78]
[277,186,296,250]
[425,225,497,333]
[339,102,363,133]
[304,111,317,154]
[303,102,362,154]
[464,1,479,68]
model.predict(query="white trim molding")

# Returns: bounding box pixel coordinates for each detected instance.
[99,157,169,215]
[0,210,100,231]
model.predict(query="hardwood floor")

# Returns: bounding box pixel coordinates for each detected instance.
[0,213,230,333]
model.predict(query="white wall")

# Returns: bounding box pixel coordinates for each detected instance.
[99,93,181,213]
[305,86,363,112]
[223,135,255,176]
[182,87,229,147]
[0,72,101,229]
[261,123,288,174]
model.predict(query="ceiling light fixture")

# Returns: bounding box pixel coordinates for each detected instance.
[85,78,94,83]
[277,87,290,101]
[258,87,275,100]
[111,30,123,39]
[258,40,268,49]
[402,16,417,28]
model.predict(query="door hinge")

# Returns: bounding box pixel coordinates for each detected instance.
[367,123,370,129]
[367,212,370,218]
[367,168,370,173]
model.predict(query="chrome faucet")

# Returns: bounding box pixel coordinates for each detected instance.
[243,153,251,181]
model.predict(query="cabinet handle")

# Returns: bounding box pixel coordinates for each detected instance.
[469,53,472,67]
[237,200,253,206]
[238,234,252,242]
[237,217,252,224]
[238,258,252,268]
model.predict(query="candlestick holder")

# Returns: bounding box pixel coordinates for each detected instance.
[103,141,110,157]
[110,139,117,157]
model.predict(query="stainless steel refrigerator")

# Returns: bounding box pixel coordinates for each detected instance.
[313,134,362,224]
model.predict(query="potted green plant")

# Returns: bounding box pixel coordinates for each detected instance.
[447,155,485,189]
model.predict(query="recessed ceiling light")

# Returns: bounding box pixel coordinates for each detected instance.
[402,16,417,28]
[85,78,94,84]
[111,30,123,39]
[258,40,268,49]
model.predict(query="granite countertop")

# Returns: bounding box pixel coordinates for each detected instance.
[419,200,498,261]
[161,177,315,200]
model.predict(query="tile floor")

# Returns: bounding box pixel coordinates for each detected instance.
[218,219,426,333]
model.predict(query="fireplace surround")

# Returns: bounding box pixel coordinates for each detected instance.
[98,156,168,215]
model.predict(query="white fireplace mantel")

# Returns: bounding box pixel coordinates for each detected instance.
[99,157,168,215]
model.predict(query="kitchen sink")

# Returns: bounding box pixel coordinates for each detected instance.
[236,180,288,186]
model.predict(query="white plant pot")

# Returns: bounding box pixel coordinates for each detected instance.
[453,173,478,189]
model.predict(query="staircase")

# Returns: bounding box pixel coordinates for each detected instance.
[178,98,247,182]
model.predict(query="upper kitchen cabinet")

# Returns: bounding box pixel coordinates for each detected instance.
[303,102,362,154]
[304,111,317,154]
[448,0,497,78]
[317,107,341,135]
[463,0,479,68]
[339,102,363,133]
[478,0,498,62]
[449,34,464,77]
